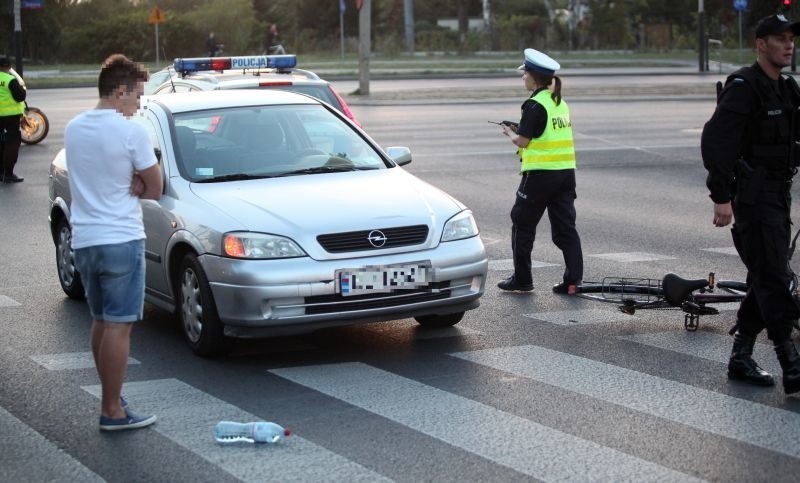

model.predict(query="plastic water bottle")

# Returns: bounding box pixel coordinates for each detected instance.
[214,421,291,444]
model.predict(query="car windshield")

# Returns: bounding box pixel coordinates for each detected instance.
[172,104,386,182]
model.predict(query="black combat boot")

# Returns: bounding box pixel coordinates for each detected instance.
[727,332,774,386]
[773,339,800,395]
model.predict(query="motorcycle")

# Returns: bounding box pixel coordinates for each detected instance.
[9,67,50,145]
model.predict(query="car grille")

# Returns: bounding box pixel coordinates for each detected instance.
[317,225,429,253]
[303,282,450,315]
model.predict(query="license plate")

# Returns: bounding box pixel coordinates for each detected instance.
[336,263,430,296]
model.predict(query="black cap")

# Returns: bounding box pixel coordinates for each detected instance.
[0,57,10,67]
[755,14,800,38]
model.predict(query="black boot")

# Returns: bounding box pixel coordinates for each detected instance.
[773,339,800,395]
[727,332,774,386]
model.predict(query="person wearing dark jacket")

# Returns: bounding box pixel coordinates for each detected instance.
[701,14,800,395]
[0,56,26,183]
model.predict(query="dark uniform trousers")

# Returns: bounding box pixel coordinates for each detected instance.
[732,188,800,342]
[0,114,22,178]
[511,169,583,286]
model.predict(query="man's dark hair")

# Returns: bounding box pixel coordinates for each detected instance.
[97,54,148,98]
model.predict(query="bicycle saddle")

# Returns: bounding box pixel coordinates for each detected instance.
[662,273,709,307]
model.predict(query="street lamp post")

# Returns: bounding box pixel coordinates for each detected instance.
[698,0,705,72]
[13,0,22,76]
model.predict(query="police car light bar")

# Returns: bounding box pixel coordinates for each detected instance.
[173,54,297,75]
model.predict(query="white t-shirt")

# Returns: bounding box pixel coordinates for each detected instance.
[65,109,158,249]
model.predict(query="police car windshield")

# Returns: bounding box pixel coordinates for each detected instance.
[172,104,386,182]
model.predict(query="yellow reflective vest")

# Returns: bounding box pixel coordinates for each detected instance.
[517,90,576,172]
[0,71,25,117]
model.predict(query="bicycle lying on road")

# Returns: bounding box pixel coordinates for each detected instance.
[574,272,747,332]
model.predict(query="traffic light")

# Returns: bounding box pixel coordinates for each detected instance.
[785,0,792,6]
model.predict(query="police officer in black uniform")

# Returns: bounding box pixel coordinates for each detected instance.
[701,14,800,395]
[496,48,583,294]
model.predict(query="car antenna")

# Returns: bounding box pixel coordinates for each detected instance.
[161,46,177,93]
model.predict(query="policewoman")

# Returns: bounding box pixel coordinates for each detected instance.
[0,56,26,183]
[497,48,583,294]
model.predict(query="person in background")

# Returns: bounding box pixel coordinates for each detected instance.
[496,48,583,295]
[264,23,286,55]
[206,31,219,57]
[65,54,163,430]
[0,56,26,183]
[701,14,800,396]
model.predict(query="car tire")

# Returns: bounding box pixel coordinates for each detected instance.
[55,218,84,299]
[414,312,464,328]
[177,254,226,357]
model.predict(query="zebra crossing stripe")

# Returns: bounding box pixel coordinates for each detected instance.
[0,406,103,482]
[270,363,702,482]
[450,345,800,458]
[82,379,388,482]
[618,331,781,376]
[31,351,140,371]
[0,295,21,307]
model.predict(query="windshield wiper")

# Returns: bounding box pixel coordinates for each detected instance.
[276,165,378,177]
[194,173,274,183]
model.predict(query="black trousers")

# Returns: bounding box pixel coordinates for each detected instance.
[510,169,583,286]
[0,115,22,177]
[732,190,800,342]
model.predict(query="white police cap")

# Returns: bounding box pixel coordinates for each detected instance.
[517,48,560,76]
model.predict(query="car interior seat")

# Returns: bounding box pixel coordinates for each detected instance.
[174,126,199,177]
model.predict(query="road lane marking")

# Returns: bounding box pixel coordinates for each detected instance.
[701,247,739,256]
[270,362,702,482]
[588,252,676,263]
[31,352,140,371]
[451,345,800,458]
[0,406,103,482]
[525,308,636,326]
[364,319,481,339]
[618,331,781,376]
[0,295,21,307]
[488,258,559,271]
[82,379,388,482]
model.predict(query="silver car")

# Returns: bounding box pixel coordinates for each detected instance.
[49,90,487,356]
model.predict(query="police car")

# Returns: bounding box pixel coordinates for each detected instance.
[144,54,360,125]
[48,89,487,356]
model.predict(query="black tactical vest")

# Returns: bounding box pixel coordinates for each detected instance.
[725,66,800,176]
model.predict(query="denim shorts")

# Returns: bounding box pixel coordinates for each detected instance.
[74,239,145,323]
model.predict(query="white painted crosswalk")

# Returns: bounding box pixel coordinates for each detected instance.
[0,406,103,482]
[618,331,781,376]
[8,253,798,481]
[270,362,703,482]
[82,379,388,482]
[451,345,800,458]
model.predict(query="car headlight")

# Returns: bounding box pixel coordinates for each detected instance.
[223,232,306,259]
[441,210,479,242]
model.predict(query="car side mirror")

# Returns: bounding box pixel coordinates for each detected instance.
[386,146,411,166]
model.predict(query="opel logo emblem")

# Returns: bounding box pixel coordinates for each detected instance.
[367,230,387,248]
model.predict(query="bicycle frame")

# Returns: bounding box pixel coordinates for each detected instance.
[575,273,746,331]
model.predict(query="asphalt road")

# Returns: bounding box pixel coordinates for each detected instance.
[1,80,799,482]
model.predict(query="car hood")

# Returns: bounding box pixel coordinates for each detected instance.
[188,169,464,256]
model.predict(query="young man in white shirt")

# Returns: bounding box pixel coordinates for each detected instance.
[65,54,163,430]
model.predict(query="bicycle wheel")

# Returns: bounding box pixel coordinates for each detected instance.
[21,107,49,145]
[575,277,669,312]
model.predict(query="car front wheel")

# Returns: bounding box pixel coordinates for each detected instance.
[177,254,225,356]
[55,218,84,299]
[414,312,464,328]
